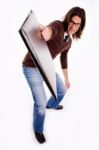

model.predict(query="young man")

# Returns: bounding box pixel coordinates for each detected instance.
[22,7,86,144]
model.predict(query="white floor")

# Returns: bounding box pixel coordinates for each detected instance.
[0,0,99,150]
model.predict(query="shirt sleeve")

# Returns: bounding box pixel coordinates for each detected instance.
[60,49,69,69]
[47,20,61,40]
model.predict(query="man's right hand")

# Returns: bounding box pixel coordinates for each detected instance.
[39,25,53,41]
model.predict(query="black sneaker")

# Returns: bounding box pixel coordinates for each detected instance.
[34,132,46,144]
[46,105,63,110]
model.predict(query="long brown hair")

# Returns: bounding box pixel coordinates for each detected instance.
[63,7,86,39]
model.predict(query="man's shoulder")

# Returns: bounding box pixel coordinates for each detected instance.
[48,20,63,27]
[52,20,62,24]
[47,20,64,34]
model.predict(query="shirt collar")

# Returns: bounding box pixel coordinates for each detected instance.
[64,32,68,38]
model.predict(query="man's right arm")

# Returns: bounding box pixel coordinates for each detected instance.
[40,21,61,41]
[40,25,53,41]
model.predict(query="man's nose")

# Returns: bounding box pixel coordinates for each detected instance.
[71,23,76,29]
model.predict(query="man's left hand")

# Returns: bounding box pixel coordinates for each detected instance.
[65,80,70,89]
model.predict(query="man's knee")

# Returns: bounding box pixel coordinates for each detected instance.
[34,102,47,115]
[38,105,46,115]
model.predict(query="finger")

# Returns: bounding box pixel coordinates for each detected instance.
[39,24,45,30]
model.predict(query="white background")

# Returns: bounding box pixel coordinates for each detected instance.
[0,0,99,149]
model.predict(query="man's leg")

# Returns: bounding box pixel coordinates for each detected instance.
[22,66,47,143]
[47,72,67,109]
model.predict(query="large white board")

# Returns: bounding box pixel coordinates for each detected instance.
[19,10,57,100]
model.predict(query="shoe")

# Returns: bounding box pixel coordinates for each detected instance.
[46,105,63,110]
[34,132,46,144]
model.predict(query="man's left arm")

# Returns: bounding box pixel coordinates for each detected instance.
[60,49,70,89]
[62,68,70,89]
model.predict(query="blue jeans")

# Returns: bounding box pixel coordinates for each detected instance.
[22,66,67,133]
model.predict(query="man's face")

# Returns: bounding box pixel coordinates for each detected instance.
[67,16,81,35]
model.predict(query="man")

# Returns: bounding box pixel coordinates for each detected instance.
[22,7,86,143]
